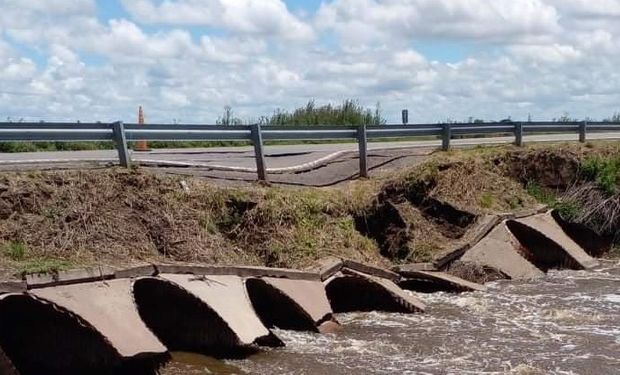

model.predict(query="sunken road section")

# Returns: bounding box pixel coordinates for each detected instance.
[0,209,608,374]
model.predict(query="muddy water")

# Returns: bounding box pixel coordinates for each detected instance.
[161,260,620,375]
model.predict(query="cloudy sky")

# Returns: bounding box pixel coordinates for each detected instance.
[0,0,619,124]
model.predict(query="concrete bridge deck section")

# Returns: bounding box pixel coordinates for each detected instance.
[156,274,279,347]
[252,277,338,333]
[460,223,545,280]
[30,279,167,359]
[398,270,486,293]
[325,269,425,313]
[514,212,599,269]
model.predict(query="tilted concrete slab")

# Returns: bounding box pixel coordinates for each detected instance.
[158,274,273,346]
[306,257,343,281]
[399,270,486,293]
[342,259,401,282]
[325,269,425,313]
[30,279,167,359]
[260,277,337,332]
[156,264,320,281]
[515,212,599,269]
[461,223,545,280]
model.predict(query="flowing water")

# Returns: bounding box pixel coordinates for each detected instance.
[161,260,620,375]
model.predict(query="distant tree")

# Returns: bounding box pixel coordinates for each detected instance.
[216,105,244,126]
[261,99,386,126]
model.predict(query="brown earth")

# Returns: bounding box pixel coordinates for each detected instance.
[0,141,618,280]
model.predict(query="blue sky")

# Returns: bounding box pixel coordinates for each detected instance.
[0,0,619,123]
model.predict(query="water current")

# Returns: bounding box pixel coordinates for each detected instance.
[161,260,620,375]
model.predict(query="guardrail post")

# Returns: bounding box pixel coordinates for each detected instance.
[579,121,587,143]
[112,121,131,168]
[441,123,451,151]
[515,122,524,147]
[358,123,369,178]
[251,124,268,181]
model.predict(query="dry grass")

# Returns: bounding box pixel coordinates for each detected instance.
[0,169,382,279]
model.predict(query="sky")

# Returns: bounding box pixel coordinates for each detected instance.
[0,0,619,124]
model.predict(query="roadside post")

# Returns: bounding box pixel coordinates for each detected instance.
[441,123,451,151]
[112,121,131,168]
[402,110,409,125]
[358,123,369,178]
[515,122,524,147]
[579,121,587,143]
[251,123,268,181]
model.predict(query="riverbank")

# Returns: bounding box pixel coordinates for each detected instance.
[0,141,618,280]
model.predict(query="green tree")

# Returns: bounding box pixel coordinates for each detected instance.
[261,99,386,126]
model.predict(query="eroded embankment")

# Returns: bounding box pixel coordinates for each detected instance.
[0,142,618,280]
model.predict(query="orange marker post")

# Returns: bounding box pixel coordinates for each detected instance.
[135,106,149,151]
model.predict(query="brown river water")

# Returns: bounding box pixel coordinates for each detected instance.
[161,260,620,375]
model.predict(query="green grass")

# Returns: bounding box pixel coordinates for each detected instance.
[580,156,620,195]
[16,259,73,275]
[526,181,557,205]
[2,241,26,261]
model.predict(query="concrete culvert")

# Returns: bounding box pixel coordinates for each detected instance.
[246,278,320,332]
[325,276,413,313]
[506,220,582,271]
[551,210,612,257]
[0,294,162,375]
[133,278,266,359]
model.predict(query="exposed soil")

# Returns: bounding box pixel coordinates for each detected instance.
[0,141,618,280]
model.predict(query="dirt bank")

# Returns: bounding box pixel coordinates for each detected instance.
[1,141,618,279]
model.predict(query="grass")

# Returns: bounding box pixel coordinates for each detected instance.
[580,155,620,195]
[2,241,26,261]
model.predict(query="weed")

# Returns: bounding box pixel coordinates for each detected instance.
[526,181,557,205]
[580,156,620,195]
[480,193,494,208]
[2,241,26,261]
[17,259,72,275]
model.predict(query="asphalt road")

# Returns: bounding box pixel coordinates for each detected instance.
[1,132,619,173]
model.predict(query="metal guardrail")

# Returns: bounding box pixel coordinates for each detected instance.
[1,121,619,181]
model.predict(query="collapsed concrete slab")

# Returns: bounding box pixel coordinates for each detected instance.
[133,274,282,358]
[460,223,544,280]
[0,292,165,375]
[398,270,486,293]
[29,279,168,366]
[306,257,343,281]
[324,269,425,313]
[247,277,339,334]
[550,210,612,257]
[512,212,599,270]
[155,264,320,281]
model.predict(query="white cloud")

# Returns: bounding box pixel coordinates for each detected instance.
[0,0,619,123]
[121,0,314,41]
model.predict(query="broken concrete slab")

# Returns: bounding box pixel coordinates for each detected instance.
[460,223,545,280]
[26,267,114,289]
[342,259,401,283]
[155,264,320,281]
[550,210,611,257]
[0,291,168,375]
[158,273,278,347]
[30,279,167,359]
[433,215,502,270]
[307,257,343,281]
[114,265,157,279]
[325,269,425,313]
[392,263,437,273]
[514,212,599,269]
[0,282,26,294]
[399,270,486,293]
[257,277,337,333]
